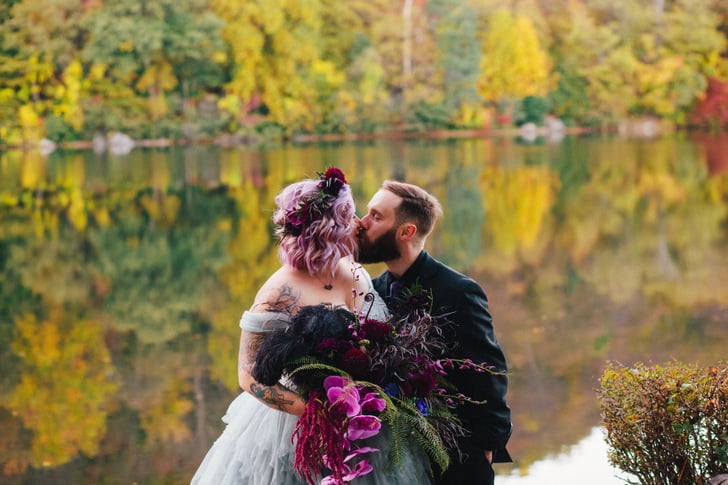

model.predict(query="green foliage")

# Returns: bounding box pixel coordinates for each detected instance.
[44,114,77,143]
[429,0,481,117]
[408,101,452,131]
[547,65,592,126]
[88,188,231,344]
[598,361,728,485]
[515,96,551,126]
[389,396,450,472]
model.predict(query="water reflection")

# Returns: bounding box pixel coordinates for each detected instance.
[498,427,632,484]
[0,134,726,483]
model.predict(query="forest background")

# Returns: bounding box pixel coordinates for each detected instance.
[1,0,728,149]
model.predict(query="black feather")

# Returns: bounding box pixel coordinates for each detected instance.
[251,304,357,386]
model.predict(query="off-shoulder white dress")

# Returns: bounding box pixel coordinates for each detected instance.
[190,279,433,485]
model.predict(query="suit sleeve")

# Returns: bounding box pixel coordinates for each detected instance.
[448,278,512,453]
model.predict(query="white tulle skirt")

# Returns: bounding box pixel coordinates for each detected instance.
[191,392,434,485]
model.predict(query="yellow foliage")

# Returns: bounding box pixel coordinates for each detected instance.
[118,40,134,52]
[26,56,53,86]
[20,151,46,189]
[93,207,111,227]
[147,93,169,120]
[478,10,556,101]
[67,188,87,231]
[312,59,345,89]
[217,94,240,116]
[454,103,486,128]
[481,164,559,258]
[137,62,178,93]
[4,313,118,467]
[58,60,85,131]
[211,0,325,127]
[138,193,180,226]
[17,104,43,143]
[139,377,194,444]
[88,63,108,82]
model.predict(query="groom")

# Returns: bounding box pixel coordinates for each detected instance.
[356,180,512,484]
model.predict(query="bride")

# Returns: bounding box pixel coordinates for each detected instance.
[190,168,433,484]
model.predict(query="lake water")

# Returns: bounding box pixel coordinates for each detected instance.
[1,132,726,484]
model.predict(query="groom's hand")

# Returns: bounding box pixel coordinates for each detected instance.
[485,450,493,464]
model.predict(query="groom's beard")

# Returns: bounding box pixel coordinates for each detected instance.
[357,227,400,264]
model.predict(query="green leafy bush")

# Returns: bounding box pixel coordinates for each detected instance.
[598,361,728,485]
[514,96,550,126]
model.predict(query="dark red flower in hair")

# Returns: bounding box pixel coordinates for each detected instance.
[320,167,347,196]
[325,167,347,184]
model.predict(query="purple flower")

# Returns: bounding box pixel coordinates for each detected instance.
[416,398,428,416]
[325,376,361,417]
[342,458,374,481]
[324,375,347,390]
[361,392,386,413]
[407,368,438,397]
[347,415,381,440]
[344,447,379,460]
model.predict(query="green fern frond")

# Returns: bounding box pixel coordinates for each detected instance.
[287,361,352,379]
[391,398,450,471]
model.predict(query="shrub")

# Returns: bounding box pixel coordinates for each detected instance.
[598,361,728,485]
[514,96,550,126]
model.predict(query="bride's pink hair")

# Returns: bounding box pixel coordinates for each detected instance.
[273,179,357,275]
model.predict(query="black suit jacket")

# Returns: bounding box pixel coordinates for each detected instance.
[372,251,512,482]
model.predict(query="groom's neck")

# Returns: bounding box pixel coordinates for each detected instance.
[385,245,423,279]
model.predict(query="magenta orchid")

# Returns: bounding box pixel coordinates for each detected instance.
[325,376,362,417]
[315,376,385,484]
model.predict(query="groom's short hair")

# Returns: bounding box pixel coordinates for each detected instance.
[381,180,443,238]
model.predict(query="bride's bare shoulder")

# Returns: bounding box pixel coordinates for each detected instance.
[250,268,301,313]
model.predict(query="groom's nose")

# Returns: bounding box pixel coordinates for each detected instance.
[357,214,370,230]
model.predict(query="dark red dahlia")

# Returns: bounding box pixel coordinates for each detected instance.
[320,167,347,196]
[324,167,347,184]
[406,368,438,397]
[340,348,371,378]
[359,319,392,342]
[315,338,354,358]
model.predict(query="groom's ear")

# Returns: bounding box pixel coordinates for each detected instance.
[398,223,417,241]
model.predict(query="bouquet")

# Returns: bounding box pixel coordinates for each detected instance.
[252,284,497,484]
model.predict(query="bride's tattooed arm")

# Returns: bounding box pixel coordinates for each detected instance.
[239,331,296,412]
[239,283,305,415]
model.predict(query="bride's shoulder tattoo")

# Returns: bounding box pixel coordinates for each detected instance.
[252,283,300,313]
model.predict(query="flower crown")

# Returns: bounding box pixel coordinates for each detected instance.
[283,167,349,237]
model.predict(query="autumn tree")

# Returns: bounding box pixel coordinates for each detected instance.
[576,0,725,122]
[427,0,482,127]
[0,0,89,143]
[211,0,334,131]
[690,77,728,128]
[477,9,555,124]
[83,0,224,121]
